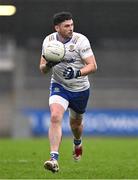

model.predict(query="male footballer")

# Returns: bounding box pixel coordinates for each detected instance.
[39,11,97,173]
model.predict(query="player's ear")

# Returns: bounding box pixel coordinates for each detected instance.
[55,25,59,32]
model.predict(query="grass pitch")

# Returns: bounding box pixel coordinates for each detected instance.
[0,137,138,179]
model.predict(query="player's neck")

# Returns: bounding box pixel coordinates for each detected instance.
[56,33,72,44]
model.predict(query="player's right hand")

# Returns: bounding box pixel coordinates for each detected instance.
[43,55,60,68]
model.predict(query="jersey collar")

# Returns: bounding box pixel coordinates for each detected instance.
[56,33,72,44]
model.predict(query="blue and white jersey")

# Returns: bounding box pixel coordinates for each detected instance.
[42,32,93,92]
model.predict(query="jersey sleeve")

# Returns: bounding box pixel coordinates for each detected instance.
[42,44,44,56]
[79,37,93,59]
[41,38,47,56]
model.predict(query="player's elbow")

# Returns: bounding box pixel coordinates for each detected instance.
[93,63,97,72]
[90,63,97,73]
[40,64,48,74]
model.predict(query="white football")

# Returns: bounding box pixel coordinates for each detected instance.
[43,40,65,62]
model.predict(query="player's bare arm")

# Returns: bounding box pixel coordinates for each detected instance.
[39,56,50,74]
[80,55,97,76]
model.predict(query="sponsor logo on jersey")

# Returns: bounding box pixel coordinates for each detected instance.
[63,58,76,63]
[67,59,76,63]
[81,47,91,53]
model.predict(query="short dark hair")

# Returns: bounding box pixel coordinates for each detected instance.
[53,11,73,25]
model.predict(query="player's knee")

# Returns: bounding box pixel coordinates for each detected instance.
[70,118,83,129]
[51,111,62,124]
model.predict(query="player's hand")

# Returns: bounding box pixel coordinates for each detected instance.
[43,55,60,68]
[63,67,81,79]
[46,61,60,68]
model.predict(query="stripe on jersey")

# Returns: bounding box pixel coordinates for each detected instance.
[72,35,80,44]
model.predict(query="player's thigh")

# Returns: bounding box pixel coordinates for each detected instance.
[69,108,83,126]
[49,95,69,121]
[69,108,83,120]
[49,103,65,121]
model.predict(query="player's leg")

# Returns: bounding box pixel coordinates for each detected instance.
[49,103,65,152]
[68,88,90,161]
[69,109,83,161]
[44,94,69,172]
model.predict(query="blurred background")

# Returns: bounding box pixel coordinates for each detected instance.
[0,0,138,137]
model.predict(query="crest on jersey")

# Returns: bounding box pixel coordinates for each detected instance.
[69,45,75,52]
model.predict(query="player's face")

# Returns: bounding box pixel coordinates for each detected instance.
[55,19,74,39]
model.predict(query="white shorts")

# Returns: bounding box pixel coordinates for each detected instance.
[49,95,69,111]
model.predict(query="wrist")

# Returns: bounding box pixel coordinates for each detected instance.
[46,61,53,68]
[75,70,81,78]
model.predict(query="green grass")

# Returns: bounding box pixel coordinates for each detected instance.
[0,137,138,179]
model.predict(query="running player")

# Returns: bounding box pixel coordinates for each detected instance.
[39,11,97,173]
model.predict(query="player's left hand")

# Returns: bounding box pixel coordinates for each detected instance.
[63,67,81,79]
